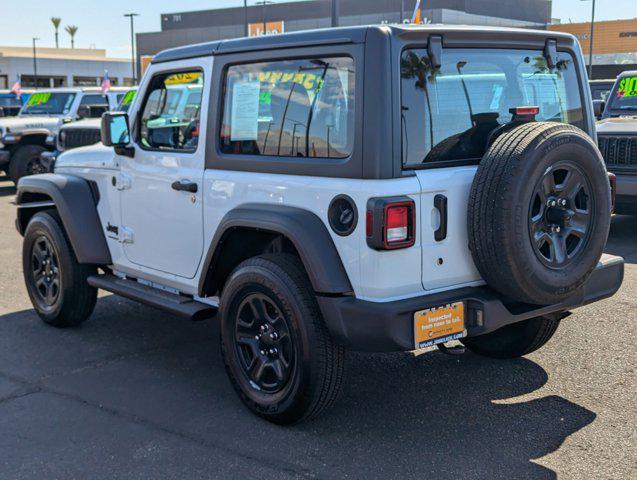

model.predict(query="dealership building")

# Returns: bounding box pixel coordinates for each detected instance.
[0,46,132,89]
[137,0,553,73]
[549,19,637,79]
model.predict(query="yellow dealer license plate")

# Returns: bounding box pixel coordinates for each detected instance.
[414,302,466,350]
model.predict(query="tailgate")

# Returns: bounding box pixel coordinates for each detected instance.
[415,166,482,291]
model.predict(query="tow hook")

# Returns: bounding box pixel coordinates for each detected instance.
[437,342,466,355]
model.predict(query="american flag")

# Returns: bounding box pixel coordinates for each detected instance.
[101,71,111,95]
[10,76,22,99]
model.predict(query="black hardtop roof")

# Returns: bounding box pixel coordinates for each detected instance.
[151,24,576,64]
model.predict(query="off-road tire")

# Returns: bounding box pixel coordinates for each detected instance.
[22,211,97,327]
[468,122,611,305]
[220,254,345,425]
[461,316,561,359]
[9,145,47,183]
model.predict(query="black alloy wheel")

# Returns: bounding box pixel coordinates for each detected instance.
[26,156,49,175]
[233,292,296,393]
[529,161,594,269]
[29,235,61,309]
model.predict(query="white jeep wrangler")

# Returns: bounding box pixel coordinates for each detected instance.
[15,26,624,424]
[0,87,127,183]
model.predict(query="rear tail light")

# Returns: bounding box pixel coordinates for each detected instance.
[366,197,416,250]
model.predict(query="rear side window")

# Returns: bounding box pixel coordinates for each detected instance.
[401,48,584,168]
[220,56,355,159]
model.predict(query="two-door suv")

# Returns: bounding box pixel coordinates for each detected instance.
[15,26,624,424]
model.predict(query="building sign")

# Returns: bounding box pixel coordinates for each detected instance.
[249,21,284,37]
[549,19,637,55]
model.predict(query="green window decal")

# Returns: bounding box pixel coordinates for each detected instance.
[121,90,136,106]
[27,92,52,106]
[618,77,637,98]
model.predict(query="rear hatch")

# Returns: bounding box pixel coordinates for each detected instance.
[399,44,588,291]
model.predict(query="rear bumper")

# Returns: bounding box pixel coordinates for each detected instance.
[0,149,9,167]
[318,254,624,352]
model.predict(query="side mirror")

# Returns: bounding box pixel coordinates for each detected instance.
[101,112,131,147]
[77,105,91,119]
[593,99,605,120]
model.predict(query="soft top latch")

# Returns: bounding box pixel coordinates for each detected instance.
[427,35,442,69]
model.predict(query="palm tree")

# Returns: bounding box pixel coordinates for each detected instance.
[51,17,62,48]
[65,25,78,49]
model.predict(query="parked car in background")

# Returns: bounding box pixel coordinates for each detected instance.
[596,71,637,214]
[0,89,33,117]
[0,87,126,182]
[42,88,138,170]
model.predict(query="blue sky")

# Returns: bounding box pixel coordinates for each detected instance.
[0,0,634,58]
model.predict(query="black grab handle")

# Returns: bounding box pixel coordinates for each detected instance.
[171,180,198,193]
[434,194,448,242]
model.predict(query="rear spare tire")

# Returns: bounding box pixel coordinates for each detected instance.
[468,122,611,305]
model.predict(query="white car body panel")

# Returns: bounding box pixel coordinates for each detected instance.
[55,54,484,303]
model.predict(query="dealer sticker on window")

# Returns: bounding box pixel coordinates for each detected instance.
[414,302,466,350]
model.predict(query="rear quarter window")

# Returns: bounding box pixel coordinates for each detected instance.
[219,56,355,159]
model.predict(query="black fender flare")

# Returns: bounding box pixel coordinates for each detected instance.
[16,173,112,265]
[198,203,353,296]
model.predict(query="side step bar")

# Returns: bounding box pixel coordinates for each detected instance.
[87,274,217,321]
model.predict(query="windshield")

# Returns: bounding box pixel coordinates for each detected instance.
[117,89,137,112]
[401,48,584,167]
[21,92,76,115]
[608,75,637,112]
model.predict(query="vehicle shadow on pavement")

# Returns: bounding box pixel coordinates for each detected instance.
[0,295,596,480]
[606,215,637,264]
[0,176,16,197]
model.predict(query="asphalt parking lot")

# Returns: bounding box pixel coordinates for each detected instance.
[0,173,635,480]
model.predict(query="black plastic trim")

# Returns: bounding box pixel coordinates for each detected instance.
[16,173,112,265]
[88,274,216,321]
[198,203,353,296]
[317,254,624,352]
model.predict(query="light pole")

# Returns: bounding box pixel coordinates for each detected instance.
[32,37,39,87]
[331,0,339,27]
[124,13,140,84]
[255,1,273,35]
[581,0,597,79]
[244,0,248,37]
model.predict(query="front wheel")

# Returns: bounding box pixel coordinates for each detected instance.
[22,211,97,327]
[9,145,48,183]
[220,254,345,425]
[461,316,561,359]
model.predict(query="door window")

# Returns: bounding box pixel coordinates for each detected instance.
[220,57,355,158]
[139,70,204,152]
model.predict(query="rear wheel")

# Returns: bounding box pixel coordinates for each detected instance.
[220,254,344,424]
[461,316,561,359]
[9,145,47,183]
[22,211,97,327]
